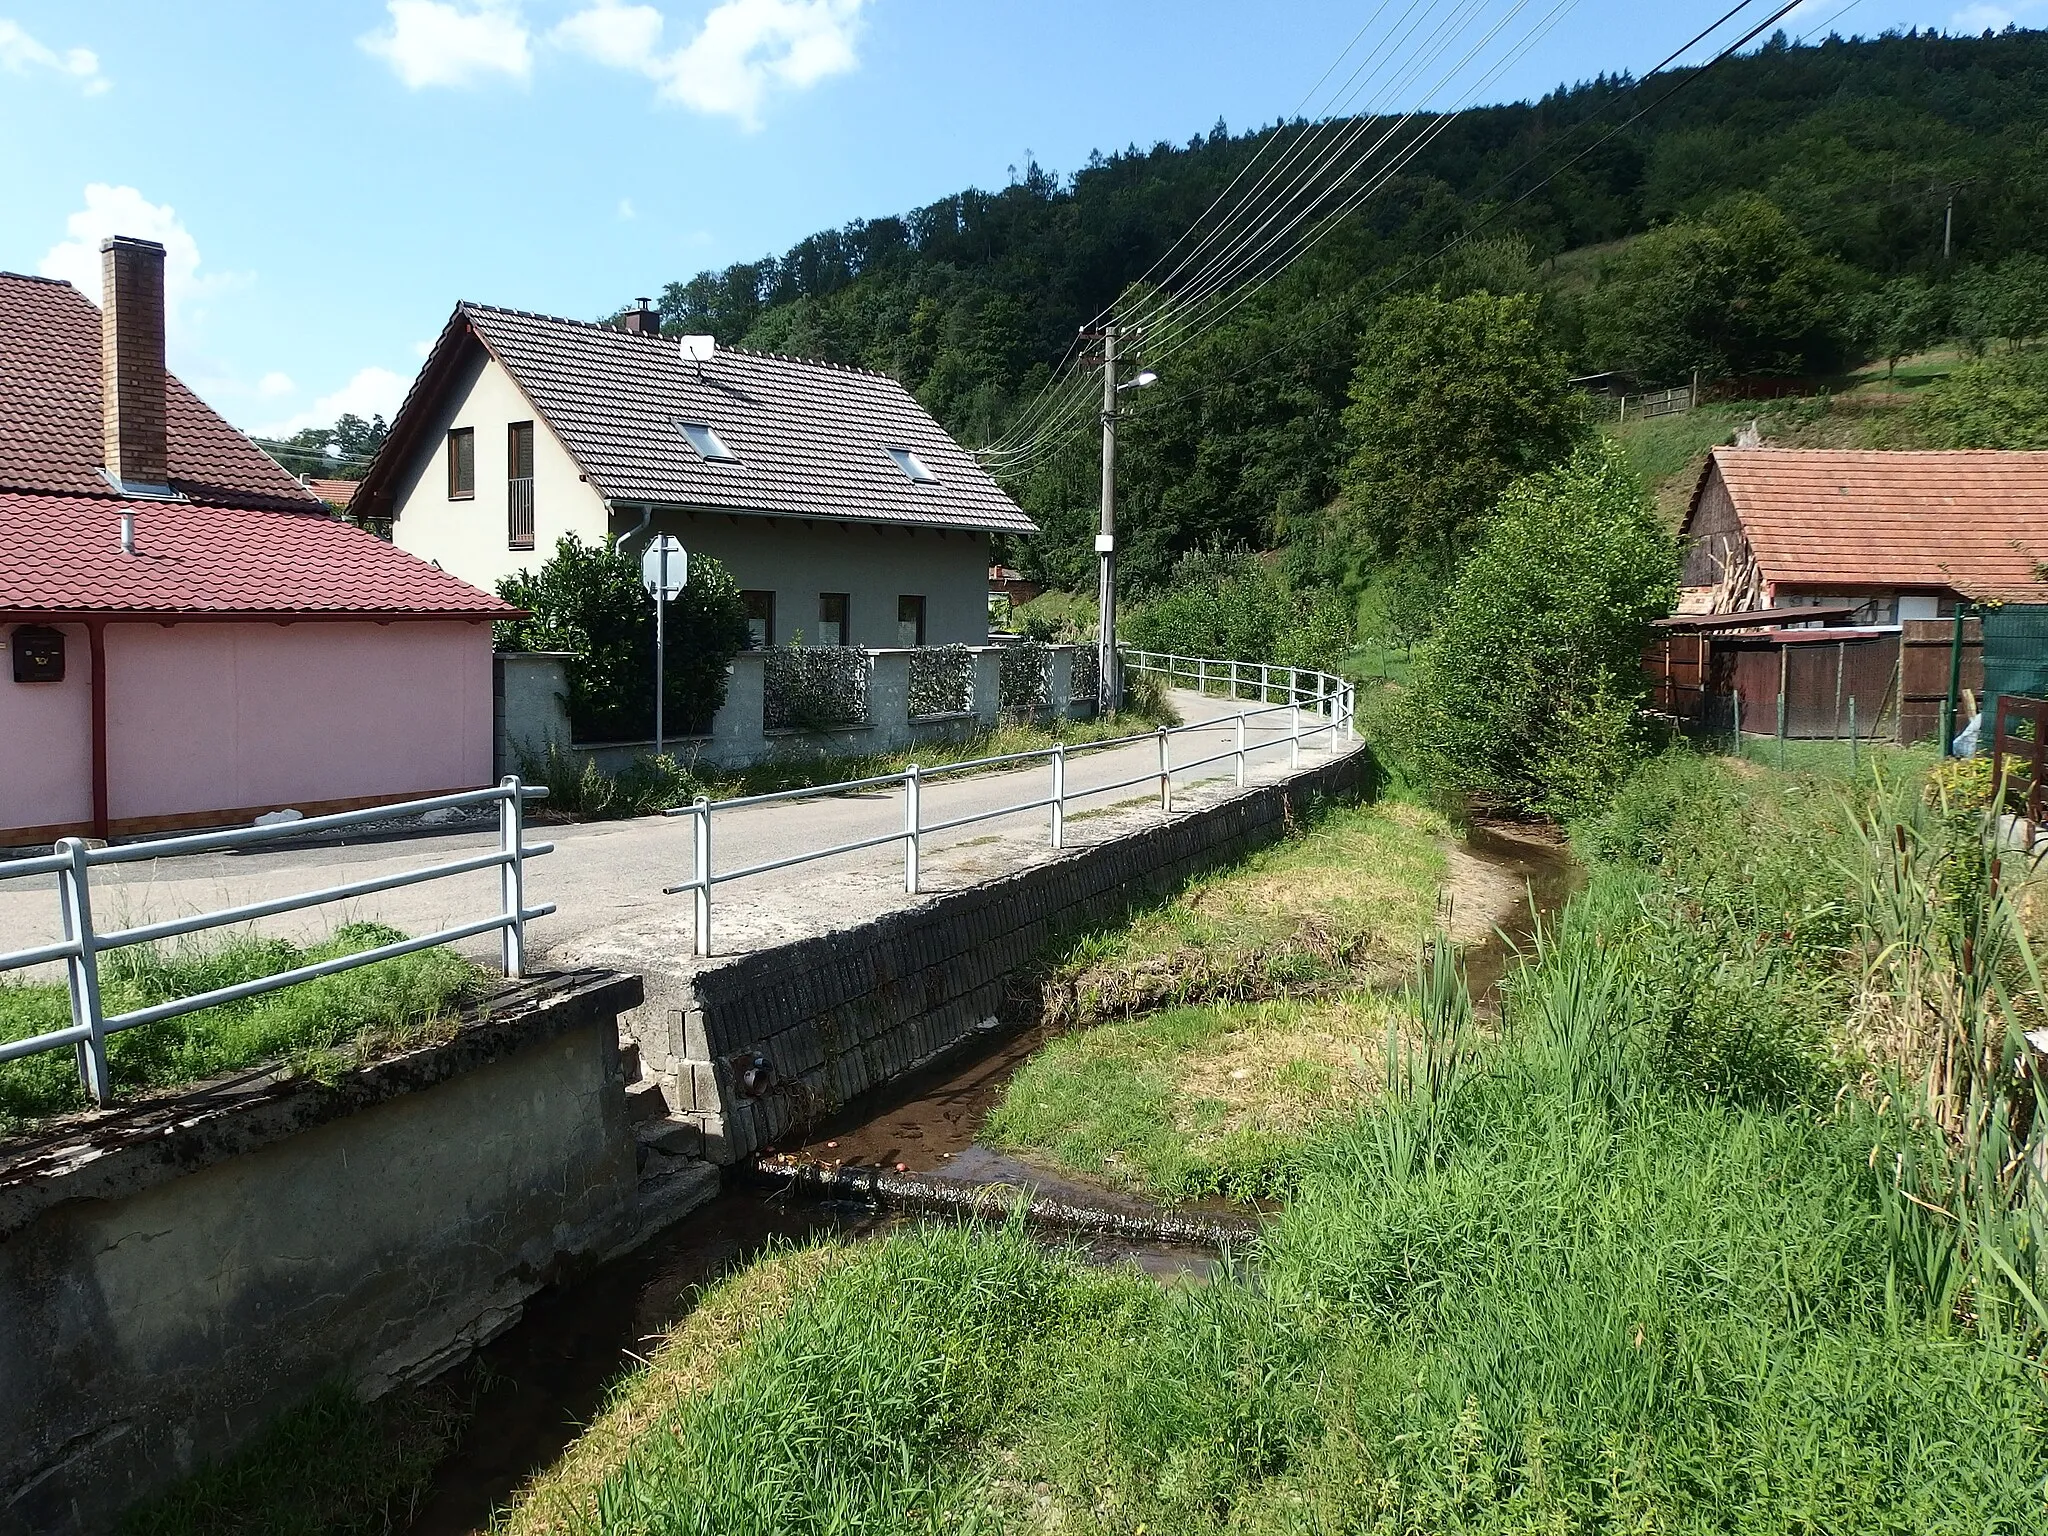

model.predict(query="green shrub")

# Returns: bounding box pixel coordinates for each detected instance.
[1908,346,2048,449]
[1408,440,1678,818]
[1124,550,1354,670]
[496,534,750,742]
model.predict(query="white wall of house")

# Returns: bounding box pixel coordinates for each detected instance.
[390,347,608,593]
[648,512,990,649]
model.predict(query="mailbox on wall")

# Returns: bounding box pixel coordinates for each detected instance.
[9,625,65,684]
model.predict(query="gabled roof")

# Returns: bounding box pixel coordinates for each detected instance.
[0,272,321,511]
[0,491,517,619]
[305,477,358,509]
[359,302,1037,536]
[1688,447,2048,601]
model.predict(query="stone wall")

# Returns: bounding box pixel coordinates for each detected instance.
[0,970,658,1536]
[646,746,1378,1162]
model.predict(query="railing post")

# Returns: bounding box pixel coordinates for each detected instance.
[904,764,921,893]
[56,836,111,1106]
[1230,659,1240,700]
[1345,684,1356,742]
[1235,711,1247,787]
[1197,657,1207,695]
[1260,662,1270,703]
[499,775,526,978]
[1291,704,1301,770]
[692,795,712,957]
[1050,744,1066,849]
[1156,726,1172,814]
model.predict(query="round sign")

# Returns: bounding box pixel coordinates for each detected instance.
[640,535,688,599]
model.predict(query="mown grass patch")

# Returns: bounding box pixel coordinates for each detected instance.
[1044,798,1451,1026]
[0,922,482,1132]
[986,995,1400,1202]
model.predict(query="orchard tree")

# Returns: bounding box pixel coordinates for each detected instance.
[1340,290,1587,570]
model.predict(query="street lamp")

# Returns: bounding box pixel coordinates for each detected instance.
[1096,326,1156,713]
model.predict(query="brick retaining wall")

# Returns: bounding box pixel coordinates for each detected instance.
[661,745,1379,1162]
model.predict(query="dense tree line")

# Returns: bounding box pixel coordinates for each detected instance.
[643,28,2048,594]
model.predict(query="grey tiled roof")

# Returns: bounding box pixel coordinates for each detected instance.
[461,304,1036,534]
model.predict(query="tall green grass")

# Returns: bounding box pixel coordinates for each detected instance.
[488,748,2048,1534]
[0,922,480,1130]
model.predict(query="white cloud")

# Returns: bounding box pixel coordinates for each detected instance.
[1952,2,2017,27]
[554,0,863,127]
[360,0,530,89]
[37,185,230,344]
[0,18,108,93]
[618,196,637,219]
[413,337,436,358]
[257,371,295,399]
[259,367,410,438]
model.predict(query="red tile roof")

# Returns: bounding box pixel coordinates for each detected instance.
[1695,448,2048,601]
[0,271,319,510]
[0,492,518,618]
[305,478,359,509]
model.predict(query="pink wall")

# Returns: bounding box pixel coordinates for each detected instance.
[0,623,93,835]
[105,622,495,823]
[0,620,494,839]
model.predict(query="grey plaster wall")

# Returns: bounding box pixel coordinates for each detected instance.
[496,650,574,775]
[0,971,643,1536]
[649,747,1379,1162]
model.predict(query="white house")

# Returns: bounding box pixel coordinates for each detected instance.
[353,301,1036,649]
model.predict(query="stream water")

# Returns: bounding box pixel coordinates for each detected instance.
[402,821,1579,1535]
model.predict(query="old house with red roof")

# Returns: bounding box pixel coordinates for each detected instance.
[0,237,517,844]
[1679,447,2048,620]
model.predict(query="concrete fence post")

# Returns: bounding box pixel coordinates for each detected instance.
[708,652,767,770]
[867,650,913,754]
[1049,645,1074,719]
[971,647,1002,730]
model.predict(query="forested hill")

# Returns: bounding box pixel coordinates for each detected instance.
[651,27,2048,589]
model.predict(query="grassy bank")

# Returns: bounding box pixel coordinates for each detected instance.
[491,748,2048,1532]
[986,796,1457,1201]
[0,923,482,1132]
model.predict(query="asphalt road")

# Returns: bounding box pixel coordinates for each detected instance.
[0,689,1356,968]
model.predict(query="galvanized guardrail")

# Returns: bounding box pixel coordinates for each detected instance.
[0,778,555,1106]
[664,650,1357,955]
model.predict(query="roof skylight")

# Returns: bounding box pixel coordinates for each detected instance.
[677,420,737,462]
[885,446,938,483]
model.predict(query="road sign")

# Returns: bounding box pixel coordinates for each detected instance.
[641,535,687,599]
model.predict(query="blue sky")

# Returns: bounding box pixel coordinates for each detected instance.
[0,0,2026,439]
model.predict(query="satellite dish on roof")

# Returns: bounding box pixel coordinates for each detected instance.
[679,334,717,363]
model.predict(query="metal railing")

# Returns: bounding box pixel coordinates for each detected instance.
[0,778,556,1106]
[663,650,1357,955]
[508,476,535,549]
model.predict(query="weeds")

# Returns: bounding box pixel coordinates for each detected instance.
[0,923,481,1130]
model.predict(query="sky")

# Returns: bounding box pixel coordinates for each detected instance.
[0,0,2031,442]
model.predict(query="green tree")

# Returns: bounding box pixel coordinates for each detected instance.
[1123,550,1353,669]
[1854,276,1945,377]
[1408,442,1678,819]
[1950,255,2048,355]
[1587,194,1850,380]
[1339,290,1587,570]
[495,535,750,742]
[1909,348,2048,449]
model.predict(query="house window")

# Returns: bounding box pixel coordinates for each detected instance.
[743,590,775,649]
[446,427,474,500]
[885,446,938,483]
[678,420,737,461]
[818,593,850,647]
[896,595,926,647]
[507,421,535,550]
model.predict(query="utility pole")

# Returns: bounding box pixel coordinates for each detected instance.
[1096,322,1120,712]
[1944,187,1955,261]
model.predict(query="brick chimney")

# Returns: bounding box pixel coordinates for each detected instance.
[101,236,169,490]
[620,297,662,336]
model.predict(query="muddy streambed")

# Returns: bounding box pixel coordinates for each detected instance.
[402,821,1577,1534]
